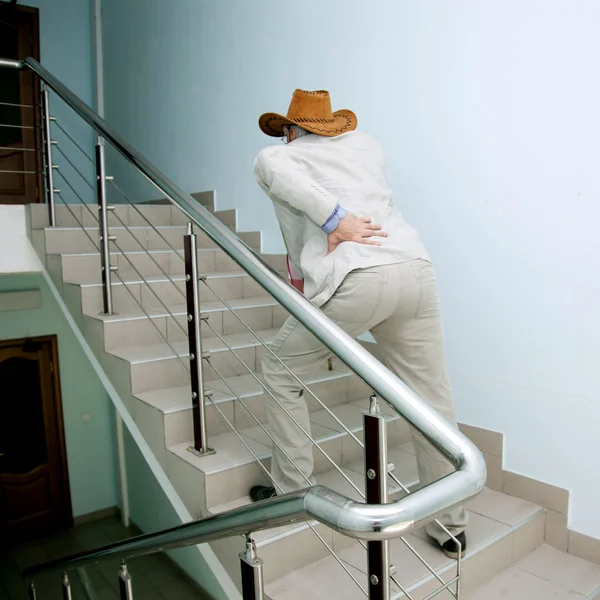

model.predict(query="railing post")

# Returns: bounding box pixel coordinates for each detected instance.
[96,136,114,315]
[41,84,56,227]
[118,562,133,599]
[61,573,72,599]
[364,394,391,600]
[240,536,264,600]
[184,222,214,456]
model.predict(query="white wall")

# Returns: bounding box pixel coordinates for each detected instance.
[0,206,43,273]
[101,0,600,538]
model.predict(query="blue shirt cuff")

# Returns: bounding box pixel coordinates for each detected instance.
[322,205,348,234]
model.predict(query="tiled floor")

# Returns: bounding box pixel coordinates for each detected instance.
[0,515,207,599]
[466,545,600,599]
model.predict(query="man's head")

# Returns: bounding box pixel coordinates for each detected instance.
[282,125,310,144]
[259,90,357,139]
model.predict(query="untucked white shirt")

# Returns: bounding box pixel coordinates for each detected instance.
[254,130,430,307]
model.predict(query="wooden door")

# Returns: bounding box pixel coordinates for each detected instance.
[0,3,42,204]
[0,336,72,540]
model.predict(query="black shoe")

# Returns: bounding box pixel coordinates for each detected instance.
[250,485,277,503]
[441,532,467,559]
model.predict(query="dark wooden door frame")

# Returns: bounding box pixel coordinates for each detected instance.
[0,2,43,204]
[0,334,73,536]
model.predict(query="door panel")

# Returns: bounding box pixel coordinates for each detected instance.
[0,337,72,539]
[2,465,53,522]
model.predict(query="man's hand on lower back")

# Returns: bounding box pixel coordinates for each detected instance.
[327,213,387,254]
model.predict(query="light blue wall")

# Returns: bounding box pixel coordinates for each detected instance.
[101,1,600,538]
[26,0,97,204]
[0,274,119,517]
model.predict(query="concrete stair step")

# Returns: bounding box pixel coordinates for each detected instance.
[166,395,413,509]
[135,364,359,443]
[465,544,600,599]
[59,270,272,317]
[264,487,547,596]
[91,296,288,349]
[43,224,260,254]
[108,327,279,393]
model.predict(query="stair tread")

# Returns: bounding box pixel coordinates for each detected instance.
[93,295,281,323]
[467,545,600,599]
[135,364,353,413]
[265,488,545,599]
[109,328,280,363]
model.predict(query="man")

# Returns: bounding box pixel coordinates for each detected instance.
[250,89,468,558]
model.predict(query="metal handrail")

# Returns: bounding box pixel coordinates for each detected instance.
[5,57,486,577]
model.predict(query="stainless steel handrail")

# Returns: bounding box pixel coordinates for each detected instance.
[25,479,456,579]
[5,57,486,576]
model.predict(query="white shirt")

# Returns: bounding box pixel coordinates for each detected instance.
[254,130,430,307]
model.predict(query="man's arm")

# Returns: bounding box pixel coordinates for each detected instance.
[254,148,387,253]
[254,148,339,226]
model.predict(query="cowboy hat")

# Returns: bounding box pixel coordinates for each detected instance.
[259,89,357,138]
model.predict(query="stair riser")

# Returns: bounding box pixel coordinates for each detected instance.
[168,304,287,343]
[128,346,262,394]
[43,225,189,253]
[100,304,286,351]
[128,340,356,394]
[43,226,222,254]
[33,204,182,229]
[76,274,272,316]
[164,376,362,445]
[57,249,224,281]
[30,201,219,229]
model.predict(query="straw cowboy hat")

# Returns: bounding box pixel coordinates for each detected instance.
[259,89,357,138]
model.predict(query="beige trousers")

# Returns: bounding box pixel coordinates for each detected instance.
[261,260,468,544]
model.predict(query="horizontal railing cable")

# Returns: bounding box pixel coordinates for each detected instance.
[0,145,36,152]
[0,100,35,108]
[0,168,40,174]
[0,122,35,129]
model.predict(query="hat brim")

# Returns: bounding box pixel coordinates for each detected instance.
[258,109,357,138]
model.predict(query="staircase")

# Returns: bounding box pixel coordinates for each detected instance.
[28,201,600,599]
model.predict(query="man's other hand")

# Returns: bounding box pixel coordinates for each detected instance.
[327,213,387,254]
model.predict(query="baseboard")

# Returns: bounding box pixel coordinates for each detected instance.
[73,505,121,526]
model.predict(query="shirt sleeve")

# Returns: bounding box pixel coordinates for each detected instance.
[321,204,348,233]
[254,148,339,228]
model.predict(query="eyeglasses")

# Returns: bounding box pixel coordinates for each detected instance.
[282,126,290,144]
